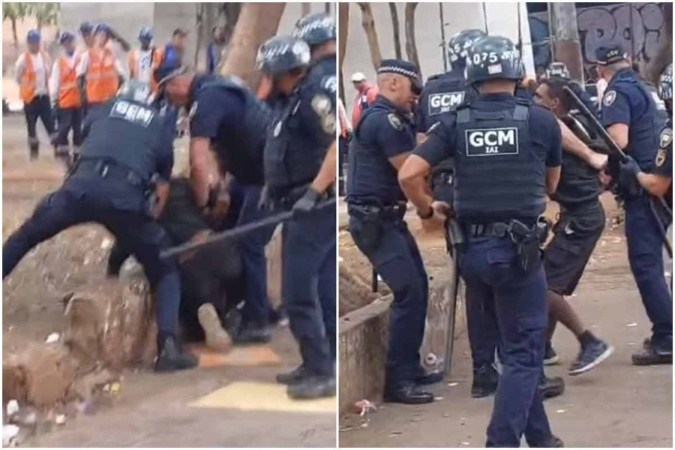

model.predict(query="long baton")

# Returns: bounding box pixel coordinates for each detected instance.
[159,197,336,260]
[563,86,672,258]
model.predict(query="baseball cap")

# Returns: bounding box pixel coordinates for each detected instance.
[351,72,366,82]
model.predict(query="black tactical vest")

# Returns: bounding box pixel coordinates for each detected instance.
[417,70,469,133]
[454,101,546,223]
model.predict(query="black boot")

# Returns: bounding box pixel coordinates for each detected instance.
[154,334,198,373]
[471,364,499,398]
[530,434,564,448]
[539,375,565,399]
[29,139,39,160]
[384,380,434,405]
[233,321,271,344]
[632,337,672,366]
[414,366,444,386]
[276,365,308,385]
[287,374,336,399]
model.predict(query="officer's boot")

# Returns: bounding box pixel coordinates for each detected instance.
[28,138,39,160]
[632,336,673,366]
[276,364,308,385]
[414,365,444,386]
[471,363,499,398]
[154,333,198,373]
[233,320,272,344]
[287,373,336,400]
[538,374,565,399]
[530,434,565,448]
[197,303,232,352]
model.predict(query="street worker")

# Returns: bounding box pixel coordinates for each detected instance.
[399,36,564,447]
[77,23,128,114]
[347,58,442,405]
[15,29,55,160]
[597,44,672,365]
[351,71,378,126]
[258,35,337,399]
[292,10,338,366]
[129,26,165,93]
[533,77,614,375]
[49,31,83,167]
[156,55,278,344]
[207,26,226,74]
[3,81,198,373]
[79,22,95,50]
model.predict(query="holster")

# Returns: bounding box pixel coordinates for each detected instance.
[507,217,549,276]
[444,217,466,259]
[349,202,405,254]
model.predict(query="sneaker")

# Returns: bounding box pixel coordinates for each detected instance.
[538,375,564,399]
[232,321,272,344]
[544,342,560,365]
[154,335,198,373]
[276,365,308,385]
[198,303,232,352]
[471,364,499,398]
[632,337,672,366]
[569,338,613,375]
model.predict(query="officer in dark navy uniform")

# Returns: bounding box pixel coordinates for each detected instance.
[399,36,563,447]
[157,60,278,345]
[597,44,672,365]
[3,81,197,373]
[258,35,337,399]
[347,59,443,405]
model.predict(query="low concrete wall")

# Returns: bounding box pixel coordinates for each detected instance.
[339,271,466,414]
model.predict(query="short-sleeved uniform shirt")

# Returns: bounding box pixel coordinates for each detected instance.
[653,121,673,209]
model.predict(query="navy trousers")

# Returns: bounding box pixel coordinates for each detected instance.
[282,205,336,375]
[54,107,83,149]
[459,237,551,447]
[24,94,55,152]
[349,215,429,384]
[3,175,181,337]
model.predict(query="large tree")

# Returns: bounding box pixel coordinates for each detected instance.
[357,3,382,72]
[404,2,421,77]
[3,2,30,48]
[388,3,402,59]
[338,3,349,104]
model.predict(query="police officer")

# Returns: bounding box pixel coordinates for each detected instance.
[399,36,563,446]
[533,77,614,375]
[347,59,441,405]
[544,61,598,117]
[156,59,277,344]
[597,45,672,365]
[258,35,336,399]
[2,81,197,373]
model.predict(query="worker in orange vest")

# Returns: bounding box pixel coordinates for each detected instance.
[79,22,95,50]
[350,71,378,126]
[128,27,164,93]
[15,29,55,160]
[76,23,127,114]
[49,31,82,167]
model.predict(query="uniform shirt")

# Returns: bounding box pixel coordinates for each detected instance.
[300,54,337,148]
[653,121,673,209]
[15,52,49,96]
[188,74,264,185]
[76,47,128,79]
[415,69,470,133]
[48,52,78,101]
[416,93,562,172]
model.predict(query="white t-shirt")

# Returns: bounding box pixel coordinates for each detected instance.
[132,49,154,84]
[15,52,49,96]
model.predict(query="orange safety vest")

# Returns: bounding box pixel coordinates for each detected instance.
[57,55,81,108]
[86,47,119,104]
[19,51,48,104]
[128,46,164,92]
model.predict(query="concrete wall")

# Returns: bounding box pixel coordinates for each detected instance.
[342,2,534,115]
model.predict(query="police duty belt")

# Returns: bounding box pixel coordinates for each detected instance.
[159,197,337,260]
[563,85,672,258]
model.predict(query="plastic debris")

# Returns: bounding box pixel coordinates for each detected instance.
[6,400,19,417]
[556,409,566,414]
[45,332,60,344]
[447,382,459,387]
[354,399,376,416]
[3,425,20,447]
[110,382,121,394]
[55,414,66,425]
[462,442,471,446]
[434,396,444,401]
[388,431,402,437]
[626,322,638,327]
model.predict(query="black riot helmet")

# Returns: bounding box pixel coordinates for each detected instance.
[447,29,486,72]
[546,62,570,79]
[465,35,523,86]
[256,35,311,77]
[293,12,336,47]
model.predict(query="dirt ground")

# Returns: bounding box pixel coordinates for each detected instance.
[338,196,673,447]
[1,114,336,447]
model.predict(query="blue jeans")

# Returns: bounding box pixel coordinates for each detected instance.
[624,195,672,344]
[459,237,551,447]
[283,205,336,375]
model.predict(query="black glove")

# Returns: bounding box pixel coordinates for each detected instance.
[292,187,321,217]
[619,156,642,198]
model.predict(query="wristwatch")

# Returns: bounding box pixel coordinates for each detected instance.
[417,204,433,219]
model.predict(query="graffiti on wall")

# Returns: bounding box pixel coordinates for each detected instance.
[528,3,666,81]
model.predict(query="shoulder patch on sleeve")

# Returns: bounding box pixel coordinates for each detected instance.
[659,127,672,149]
[655,148,667,167]
[311,94,335,134]
[603,90,617,107]
[388,113,403,131]
[321,75,336,94]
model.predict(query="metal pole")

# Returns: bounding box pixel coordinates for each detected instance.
[439,3,448,73]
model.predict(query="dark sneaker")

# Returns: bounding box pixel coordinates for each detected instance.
[384,380,434,405]
[276,365,308,385]
[232,322,272,344]
[154,335,198,373]
[287,375,335,399]
[538,375,564,399]
[569,338,613,375]
[530,434,565,448]
[471,364,499,398]
[544,342,560,366]
[632,338,672,366]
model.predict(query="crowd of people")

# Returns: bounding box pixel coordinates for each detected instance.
[343,28,672,447]
[5,12,338,401]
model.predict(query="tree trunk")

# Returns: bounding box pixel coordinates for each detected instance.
[357,3,383,71]
[302,3,311,16]
[339,3,349,72]
[325,2,331,14]
[388,3,402,59]
[194,3,204,68]
[220,3,286,89]
[404,3,421,78]
[550,2,584,84]
[11,19,18,49]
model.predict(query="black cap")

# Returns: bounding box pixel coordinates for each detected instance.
[595,44,627,66]
[378,59,423,94]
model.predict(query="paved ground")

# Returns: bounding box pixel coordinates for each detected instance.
[339,197,672,448]
[2,114,336,448]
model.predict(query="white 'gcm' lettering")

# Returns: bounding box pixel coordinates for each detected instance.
[430,92,464,108]
[469,129,516,148]
[114,100,153,124]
